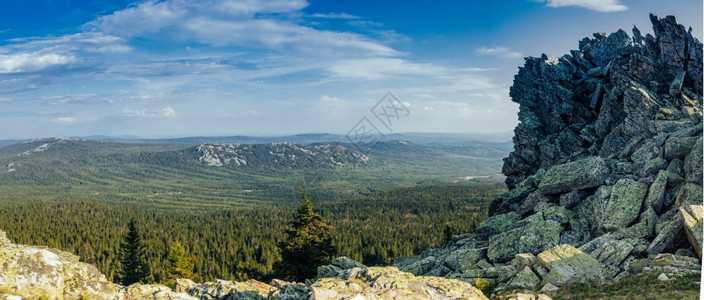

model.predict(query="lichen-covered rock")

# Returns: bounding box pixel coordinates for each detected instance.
[589,239,634,267]
[684,136,703,184]
[513,253,537,271]
[647,213,684,254]
[311,267,488,300]
[537,245,608,287]
[316,264,343,279]
[559,190,588,209]
[317,255,366,279]
[675,183,703,208]
[330,256,366,270]
[599,178,648,232]
[442,247,485,273]
[174,278,197,293]
[506,267,541,290]
[649,253,701,273]
[487,219,562,263]
[679,205,703,258]
[517,192,552,215]
[538,157,609,195]
[268,281,310,300]
[663,136,698,160]
[506,293,553,300]
[0,233,122,300]
[182,279,275,299]
[124,284,196,299]
[646,170,668,212]
[476,212,521,235]
[394,255,437,275]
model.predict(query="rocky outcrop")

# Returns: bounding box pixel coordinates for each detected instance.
[0,233,488,299]
[195,143,370,168]
[0,231,195,299]
[396,14,702,295]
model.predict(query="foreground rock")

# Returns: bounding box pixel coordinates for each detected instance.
[0,232,487,300]
[396,14,702,295]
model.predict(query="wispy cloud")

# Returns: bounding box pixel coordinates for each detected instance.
[86,0,396,57]
[123,106,176,118]
[309,12,359,19]
[477,47,524,59]
[536,0,628,12]
[347,20,384,27]
[329,58,444,80]
[7,33,131,54]
[53,117,77,124]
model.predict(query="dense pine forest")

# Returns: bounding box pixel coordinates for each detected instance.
[0,183,502,283]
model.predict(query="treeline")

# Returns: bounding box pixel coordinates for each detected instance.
[0,184,502,283]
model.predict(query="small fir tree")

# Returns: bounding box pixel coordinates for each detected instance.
[118,220,150,285]
[443,223,454,245]
[274,187,337,282]
[165,239,195,282]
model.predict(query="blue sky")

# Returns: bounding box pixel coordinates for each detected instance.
[0,0,701,139]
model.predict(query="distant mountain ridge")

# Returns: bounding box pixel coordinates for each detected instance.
[0,132,513,148]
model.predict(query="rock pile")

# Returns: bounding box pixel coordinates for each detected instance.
[0,230,489,300]
[395,14,702,293]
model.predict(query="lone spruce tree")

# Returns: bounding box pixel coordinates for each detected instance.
[165,239,195,283]
[275,187,337,282]
[118,220,150,285]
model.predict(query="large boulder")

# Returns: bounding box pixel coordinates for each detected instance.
[679,205,703,258]
[537,245,608,287]
[538,157,609,195]
[0,233,123,299]
[476,212,521,234]
[487,217,562,263]
[684,137,703,184]
[599,179,648,232]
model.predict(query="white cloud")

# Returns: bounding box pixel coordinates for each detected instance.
[8,33,131,54]
[0,53,76,73]
[162,106,176,118]
[53,117,77,124]
[329,58,443,80]
[310,13,359,19]
[536,0,627,12]
[123,106,176,118]
[477,47,524,59]
[347,20,384,27]
[86,0,396,57]
[308,95,350,117]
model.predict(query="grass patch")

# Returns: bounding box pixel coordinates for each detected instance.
[546,272,701,300]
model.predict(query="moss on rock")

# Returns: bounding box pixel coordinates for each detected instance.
[539,157,609,195]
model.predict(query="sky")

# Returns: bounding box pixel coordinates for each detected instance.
[0,0,701,139]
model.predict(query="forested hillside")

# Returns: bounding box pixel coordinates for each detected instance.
[0,184,503,283]
[0,136,507,283]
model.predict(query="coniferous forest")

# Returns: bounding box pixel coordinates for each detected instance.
[0,184,500,283]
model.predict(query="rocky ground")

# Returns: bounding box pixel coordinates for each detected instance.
[394,14,702,297]
[0,13,701,300]
[0,230,489,299]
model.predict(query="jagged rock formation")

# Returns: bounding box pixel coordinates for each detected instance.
[395,14,702,294]
[0,231,488,299]
[195,143,370,168]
